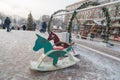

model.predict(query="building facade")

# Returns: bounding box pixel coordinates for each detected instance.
[65,0,120,22]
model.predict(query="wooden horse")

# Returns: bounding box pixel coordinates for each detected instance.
[48,31,74,48]
[30,34,80,71]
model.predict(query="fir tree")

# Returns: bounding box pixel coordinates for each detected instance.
[27,12,34,30]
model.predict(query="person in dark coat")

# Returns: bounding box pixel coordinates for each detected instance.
[42,22,47,33]
[2,22,6,29]
[22,25,26,31]
[4,17,11,32]
[11,26,15,30]
[90,32,95,41]
[39,22,44,33]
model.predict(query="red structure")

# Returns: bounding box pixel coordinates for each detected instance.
[47,31,74,48]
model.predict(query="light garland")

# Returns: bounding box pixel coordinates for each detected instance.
[102,7,111,43]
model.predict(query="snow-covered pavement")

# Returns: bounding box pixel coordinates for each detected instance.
[72,35,120,58]
[0,29,120,80]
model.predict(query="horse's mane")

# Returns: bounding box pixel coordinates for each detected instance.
[51,31,60,41]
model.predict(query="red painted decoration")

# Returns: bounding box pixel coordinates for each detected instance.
[53,46,64,50]
[48,31,73,48]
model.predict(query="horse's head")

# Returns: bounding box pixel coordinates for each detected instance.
[47,31,55,41]
[33,34,48,51]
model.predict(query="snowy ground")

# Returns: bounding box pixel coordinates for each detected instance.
[0,29,120,80]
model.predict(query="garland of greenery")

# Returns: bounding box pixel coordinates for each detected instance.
[47,9,69,34]
[67,1,111,43]
[47,9,80,34]
[102,7,111,43]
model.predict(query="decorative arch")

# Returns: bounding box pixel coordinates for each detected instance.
[67,1,111,43]
[47,9,80,34]
[47,9,69,34]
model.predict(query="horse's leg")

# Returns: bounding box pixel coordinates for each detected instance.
[71,47,76,54]
[67,52,75,61]
[37,53,46,68]
[37,51,53,68]
[53,57,58,66]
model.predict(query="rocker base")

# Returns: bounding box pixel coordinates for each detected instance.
[30,57,80,71]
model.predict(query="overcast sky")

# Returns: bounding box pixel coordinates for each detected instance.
[0,0,83,19]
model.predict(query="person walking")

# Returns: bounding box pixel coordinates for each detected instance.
[4,17,11,32]
[39,22,44,33]
[42,22,47,33]
[90,32,95,41]
[22,25,26,31]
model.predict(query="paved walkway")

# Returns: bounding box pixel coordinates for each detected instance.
[73,37,120,59]
[0,30,120,80]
